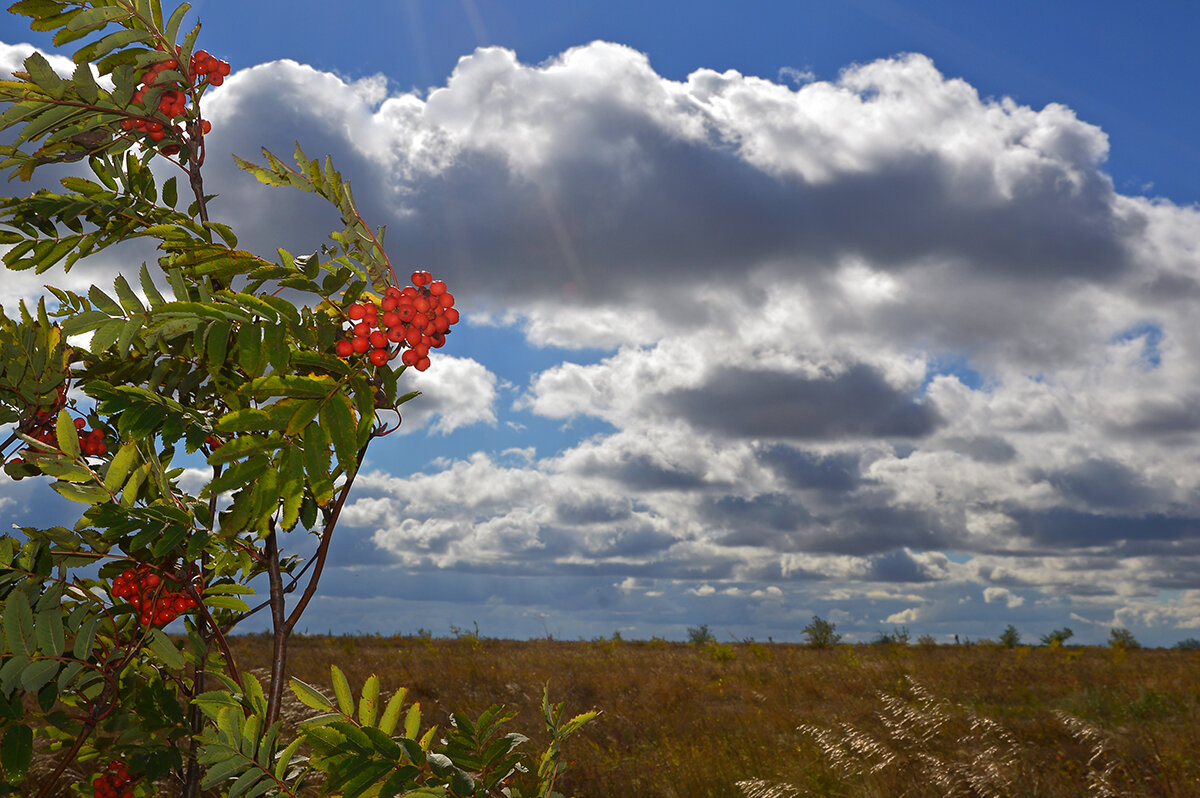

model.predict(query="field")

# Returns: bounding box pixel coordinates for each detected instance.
[216,634,1200,797]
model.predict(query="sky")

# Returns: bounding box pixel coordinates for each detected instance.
[2,1,1200,646]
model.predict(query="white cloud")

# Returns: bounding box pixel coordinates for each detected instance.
[982,587,1025,609]
[4,37,1200,644]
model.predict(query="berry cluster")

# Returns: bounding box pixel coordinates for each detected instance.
[334,271,459,372]
[5,391,110,479]
[109,565,199,627]
[116,48,227,156]
[92,761,134,798]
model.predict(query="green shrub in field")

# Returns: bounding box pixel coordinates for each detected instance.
[801,615,841,649]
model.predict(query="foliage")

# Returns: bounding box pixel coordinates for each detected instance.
[1041,627,1075,647]
[1107,628,1140,650]
[685,624,715,646]
[998,624,1021,648]
[1173,637,1200,651]
[800,616,841,649]
[0,2,592,795]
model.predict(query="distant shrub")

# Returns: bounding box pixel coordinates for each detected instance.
[917,634,938,647]
[1108,627,1141,650]
[687,623,716,645]
[1041,626,1075,647]
[1173,637,1200,651]
[872,626,911,645]
[802,615,842,648]
[999,624,1022,648]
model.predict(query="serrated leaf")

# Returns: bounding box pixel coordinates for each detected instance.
[103,441,139,493]
[89,317,123,353]
[23,52,64,97]
[19,659,59,693]
[290,678,333,712]
[3,591,36,658]
[113,273,145,314]
[358,674,379,728]
[72,60,100,103]
[203,595,251,612]
[0,725,33,784]
[72,615,99,659]
[55,408,80,459]
[35,608,64,657]
[60,309,115,336]
[147,627,184,669]
[378,687,408,736]
[139,262,167,306]
[322,392,358,471]
[404,702,421,740]
[330,665,353,716]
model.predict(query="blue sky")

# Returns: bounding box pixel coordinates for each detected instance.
[3,1,1200,646]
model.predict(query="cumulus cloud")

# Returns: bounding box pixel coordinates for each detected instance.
[4,37,1200,644]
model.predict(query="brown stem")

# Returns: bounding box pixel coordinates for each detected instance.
[264,525,288,727]
[282,446,367,634]
[35,720,97,798]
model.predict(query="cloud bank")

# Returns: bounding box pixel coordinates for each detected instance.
[4,40,1200,643]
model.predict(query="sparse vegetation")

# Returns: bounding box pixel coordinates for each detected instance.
[1041,626,1075,647]
[999,623,1022,648]
[1108,627,1141,650]
[800,615,842,649]
[50,632,1184,798]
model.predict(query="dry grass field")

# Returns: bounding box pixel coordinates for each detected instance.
[217,633,1200,797]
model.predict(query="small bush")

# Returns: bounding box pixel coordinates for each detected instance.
[687,623,716,645]
[802,615,842,648]
[999,624,1022,648]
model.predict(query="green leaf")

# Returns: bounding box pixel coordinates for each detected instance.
[19,659,59,693]
[113,273,145,314]
[147,627,184,669]
[290,678,333,712]
[0,725,33,784]
[139,262,167,307]
[214,408,274,434]
[322,392,359,471]
[163,2,191,45]
[103,441,139,493]
[89,317,124,353]
[206,435,281,466]
[302,424,333,506]
[244,374,338,399]
[65,5,132,31]
[358,674,380,728]
[87,284,123,315]
[3,591,36,658]
[51,481,110,505]
[203,595,251,612]
[378,687,408,735]
[35,607,64,657]
[55,408,80,459]
[330,665,353,716]
[61,309,115,336]
[23,52,64,98]
[404,702,422,740]
[72,60,100,104]
[72,615,99,659]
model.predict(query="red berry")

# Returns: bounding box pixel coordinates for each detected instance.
[335,340,354,358]
[429,280,447,296]
[351,336,370,354]
[369,349,388,367]
[369,331,387,349]
[401,350,419,367]
[416,357,431,371]
[444,308,460,324]
[439,292,455,308]
[348,303,366,320]
[208,73,223,86]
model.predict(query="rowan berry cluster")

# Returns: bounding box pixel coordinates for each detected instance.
[116,48,226,155]
[334,270,459,372]
[5,396,109,479]
[109,564,199,627]
[92,761,134,798]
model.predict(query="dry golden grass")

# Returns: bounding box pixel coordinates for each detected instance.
[31,636,1200,796]
[226,635,1200,797]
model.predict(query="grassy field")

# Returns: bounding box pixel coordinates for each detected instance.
[216,634,1200,797]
